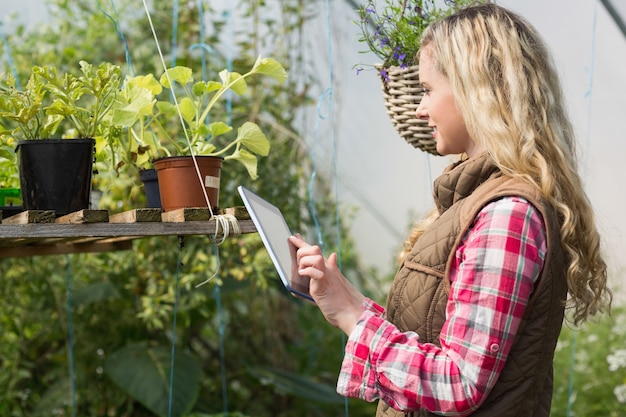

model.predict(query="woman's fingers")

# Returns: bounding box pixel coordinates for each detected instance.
[288,235,324,275]
[287,235,364,334]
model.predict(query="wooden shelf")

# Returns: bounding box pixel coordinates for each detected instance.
[0,207,255,258]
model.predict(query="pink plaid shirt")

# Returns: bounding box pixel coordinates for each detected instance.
[337,197,547,416]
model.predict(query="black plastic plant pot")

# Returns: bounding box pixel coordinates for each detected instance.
[139,168,162,209]
[16,138,95,217]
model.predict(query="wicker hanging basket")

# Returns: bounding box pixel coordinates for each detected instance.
[377,64,439,156]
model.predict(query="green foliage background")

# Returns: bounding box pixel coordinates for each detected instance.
[0,1,624,416]
[0,1,380,415]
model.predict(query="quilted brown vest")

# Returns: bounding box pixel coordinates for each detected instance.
[377,154,567,417]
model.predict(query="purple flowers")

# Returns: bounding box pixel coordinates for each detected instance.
[379,68,389,83]
[355,0,479,70]
[392,46,407,68]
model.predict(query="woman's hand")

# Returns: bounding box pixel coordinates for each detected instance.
[288,235,365,335]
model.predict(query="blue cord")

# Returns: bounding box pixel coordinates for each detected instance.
[582,0,598,178]
[96,0,134,75]
[308,87,332,250]
[213,283,229,415]
[196,1,207,78]
[65,255,76,417]
[168,237,184,417]
[0,22,23,90]
[314,1,349,416]
[567,3,598,416]
[170,0,179,68]
[224,9,233,126]
[325,0,342,269]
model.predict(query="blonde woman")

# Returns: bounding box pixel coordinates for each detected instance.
[289,3,611,416]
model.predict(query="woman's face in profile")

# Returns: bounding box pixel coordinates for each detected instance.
[417,46,481,157]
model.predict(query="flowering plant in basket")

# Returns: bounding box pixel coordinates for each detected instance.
[355,0,483,76]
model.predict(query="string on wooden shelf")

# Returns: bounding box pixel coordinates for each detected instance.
[142,0,212,212]
[195,214,241,288]
[140,1,234,415]
[212,213,241,245]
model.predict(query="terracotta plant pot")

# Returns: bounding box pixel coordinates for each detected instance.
[153,156,223,212]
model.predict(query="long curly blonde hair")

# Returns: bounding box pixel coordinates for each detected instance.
[401,3,611,325]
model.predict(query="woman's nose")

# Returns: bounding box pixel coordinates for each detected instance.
[416,97,428,120]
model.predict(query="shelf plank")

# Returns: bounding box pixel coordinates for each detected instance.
[161,208,212,222]
[56,209,109,224]
[3,210,55,224]
[109,208,162,223]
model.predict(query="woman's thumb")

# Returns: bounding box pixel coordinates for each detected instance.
[328,252,338,269]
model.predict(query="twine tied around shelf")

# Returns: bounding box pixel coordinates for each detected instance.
[211,213,241,245]
[195,214,241,288]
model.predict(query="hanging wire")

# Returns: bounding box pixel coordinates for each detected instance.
[567,2,598,416]
[308,87,330,250]
[582,0,598,178]
[224,9,233,125]
[170,0,179,69]
[312,1,349,416]
[307,0,333,251]
[217,6,233,413]
[0,22,23,90]
[325,0,342,269]
[189,43,214,78]
[65,255,77,417]
[96,0,134,75]
[192,1,208,79]
[213,283,229,415]
[167,237,184,417]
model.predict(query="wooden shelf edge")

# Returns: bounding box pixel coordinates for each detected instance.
[0,239,134,258]
[0,207,256,258]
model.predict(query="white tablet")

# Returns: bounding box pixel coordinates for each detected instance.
[237,186,313,302]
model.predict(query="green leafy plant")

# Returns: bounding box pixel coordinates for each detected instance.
[147,55,287,179]
[0,72,61,140]
[355,0,482,72]
[0,61,122,142]
[110,73,164,173]
[33,61,122,141]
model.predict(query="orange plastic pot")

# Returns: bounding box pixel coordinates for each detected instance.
[153,156,223,212]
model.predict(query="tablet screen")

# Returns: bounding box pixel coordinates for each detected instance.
[238,186,312,302]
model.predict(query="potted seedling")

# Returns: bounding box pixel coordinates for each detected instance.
[134,55,287,212]
[0,61,122,216]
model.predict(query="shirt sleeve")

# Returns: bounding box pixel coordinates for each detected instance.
[336,197,547,416]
